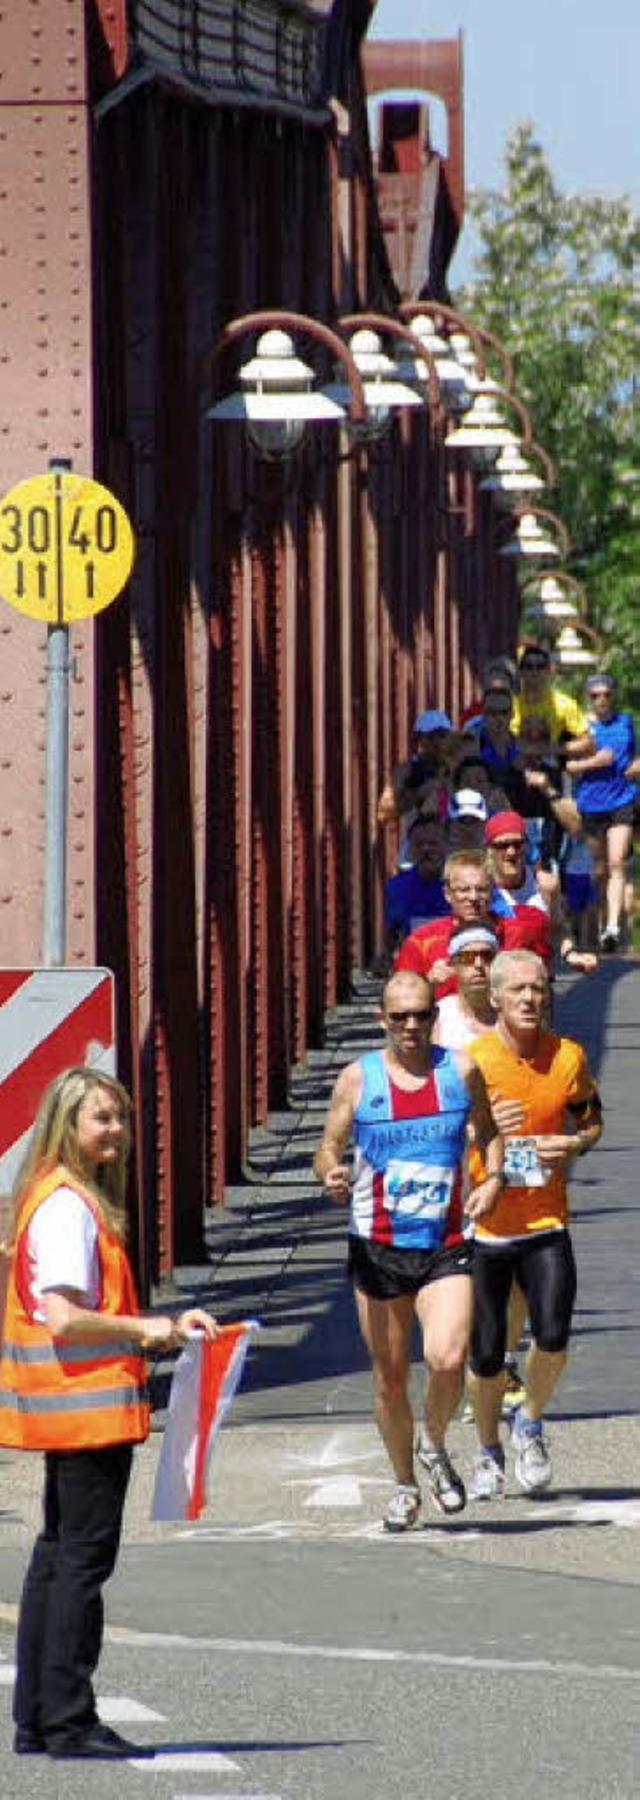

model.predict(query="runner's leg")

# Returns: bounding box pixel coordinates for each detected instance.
[415,1272,472,1445]
[353,1288,416,1484]
[604,820,632,937]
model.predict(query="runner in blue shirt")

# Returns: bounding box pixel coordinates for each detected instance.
[566,673,636,952]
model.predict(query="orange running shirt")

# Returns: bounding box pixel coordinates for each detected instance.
[468,1029,598,1242]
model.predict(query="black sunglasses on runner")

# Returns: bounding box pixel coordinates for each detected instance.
[386,1007,434,1024]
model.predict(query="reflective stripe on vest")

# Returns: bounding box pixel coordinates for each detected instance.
[2,1338,140,1365]
[0,1383,148,1413]
[0,1166,150,1452]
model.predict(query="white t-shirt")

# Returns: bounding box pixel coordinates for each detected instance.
[27,1186,100,1321]
[434,996,491,1050]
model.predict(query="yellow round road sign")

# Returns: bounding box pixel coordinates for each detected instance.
[0,472,136,623]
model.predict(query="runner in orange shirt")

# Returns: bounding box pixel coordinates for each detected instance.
[465,949,602,1499]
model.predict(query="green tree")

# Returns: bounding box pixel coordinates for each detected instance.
[454,123,640,700]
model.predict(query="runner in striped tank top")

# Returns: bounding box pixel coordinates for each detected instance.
[313,971,504,1533]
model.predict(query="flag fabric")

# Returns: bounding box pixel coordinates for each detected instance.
[151,1320,259,1521]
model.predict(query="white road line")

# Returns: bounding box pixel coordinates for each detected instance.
[129,1750,241,1772]
[0,1672,166,1721]
[304,1477,365,1507]
[100,1695,166,1722]
[107,1626,640,1686]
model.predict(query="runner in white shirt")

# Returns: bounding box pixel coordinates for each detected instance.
[432,925,498,1050]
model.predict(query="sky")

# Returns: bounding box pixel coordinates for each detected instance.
[369,1,640,284]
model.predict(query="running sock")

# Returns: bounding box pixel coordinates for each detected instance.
[513,1407,542,1438]
[480,1443,505,1464]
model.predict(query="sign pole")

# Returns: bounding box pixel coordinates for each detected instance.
[0,461,135,968]
[42,456,72,968]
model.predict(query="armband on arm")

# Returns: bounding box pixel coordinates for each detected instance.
[568,1090,602,1152]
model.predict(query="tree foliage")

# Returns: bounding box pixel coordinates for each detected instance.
[454,123,640,700]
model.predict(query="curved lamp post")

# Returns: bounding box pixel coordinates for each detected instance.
[520,569,588,621]
[203,308,367,459]
[497,503,570,561]
[444,382,533,464]
[554,621,603,667]
[333,311,442,426]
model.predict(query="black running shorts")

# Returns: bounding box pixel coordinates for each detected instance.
[470,1229,577,1377]
[347,1236,473,1300]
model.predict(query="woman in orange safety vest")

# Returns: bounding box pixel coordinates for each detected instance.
[0,1065,218,1762]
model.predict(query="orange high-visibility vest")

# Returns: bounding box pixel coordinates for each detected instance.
[0,1166,150,1451]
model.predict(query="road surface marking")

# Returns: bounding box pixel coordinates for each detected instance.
[526,1499,640,1529]
[107,1625,640,1686]
[282,1429,380,1470]
[100,1695,166,1722]
[130,1750,241,1772]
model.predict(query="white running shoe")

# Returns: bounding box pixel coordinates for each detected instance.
[383,1484,421,1533]
[512,1417,552,1492]
[468,1449,506,1501]
[416,1434,466,1514]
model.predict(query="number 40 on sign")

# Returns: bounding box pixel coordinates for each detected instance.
[0,471,135,624]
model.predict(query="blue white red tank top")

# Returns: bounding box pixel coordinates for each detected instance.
[350,1048,471,1250]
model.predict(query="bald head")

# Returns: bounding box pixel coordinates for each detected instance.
[382,970,434,1020]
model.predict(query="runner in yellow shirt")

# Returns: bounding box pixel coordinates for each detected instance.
[465,949,602,1499]
[511,644,590,744]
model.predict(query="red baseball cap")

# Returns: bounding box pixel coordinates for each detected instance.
[485,811,526,844]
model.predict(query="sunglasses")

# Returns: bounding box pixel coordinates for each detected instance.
[386,1007,434,1025]
[521,659,548,672]
[491,838,525,851]
[453,949,495,966]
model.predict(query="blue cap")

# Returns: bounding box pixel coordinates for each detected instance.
[413,709,452,735]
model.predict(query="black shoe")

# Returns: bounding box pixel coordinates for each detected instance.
[47,1723,150,1760]
[14,1725,45,1754]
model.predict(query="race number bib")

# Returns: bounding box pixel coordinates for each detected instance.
[503,1136,550,1188]
[383,1160,453,1220]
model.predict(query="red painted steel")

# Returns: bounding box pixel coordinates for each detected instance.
[1,4,523,1291]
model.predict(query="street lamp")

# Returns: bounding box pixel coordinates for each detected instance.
[326,312,441,441]
[398,302,488,413]
[554,622,602,667]
[520,571,588,622]
[444,384,533,467]
[203,309,367,460]
[479,442,546,505]
[498,505,570,562]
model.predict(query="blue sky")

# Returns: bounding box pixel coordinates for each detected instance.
[369,1,640,283]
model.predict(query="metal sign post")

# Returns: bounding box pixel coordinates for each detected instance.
[43,456,72,965]
[0,460,136,965]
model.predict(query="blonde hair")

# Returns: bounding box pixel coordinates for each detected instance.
[11,1066,131,1239]
[444,848,490,885]
[489,949,547,1002]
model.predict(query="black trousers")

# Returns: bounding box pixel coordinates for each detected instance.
[14,1441,133,1747]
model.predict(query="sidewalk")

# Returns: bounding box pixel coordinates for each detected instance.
[2,959,640,1583]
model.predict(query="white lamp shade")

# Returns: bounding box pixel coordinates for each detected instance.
[499,512,561,559]
[555,626,598,665]
[206,328,347,435]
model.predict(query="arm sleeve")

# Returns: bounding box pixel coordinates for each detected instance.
[565,1046,600,1112]
[29,1188,100,1304]
[561,696,588,737]
[395,933,430,974]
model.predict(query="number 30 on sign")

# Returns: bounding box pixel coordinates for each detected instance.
[0,472,135,624]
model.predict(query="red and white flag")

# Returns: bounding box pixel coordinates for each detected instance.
[151,1321,259,1521]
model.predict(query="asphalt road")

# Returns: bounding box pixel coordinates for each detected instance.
[0,960,639,1799]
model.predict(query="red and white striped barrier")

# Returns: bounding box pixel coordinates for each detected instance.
[0,968,116,1192]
